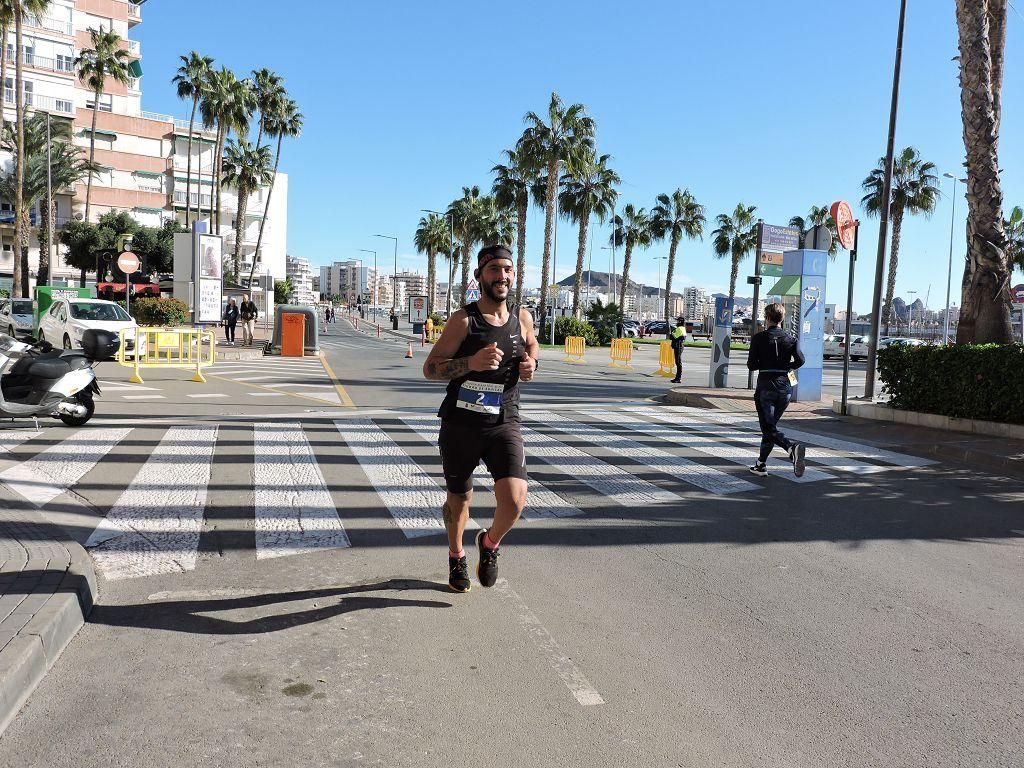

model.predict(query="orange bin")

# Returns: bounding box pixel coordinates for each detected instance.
[281,312,306,357]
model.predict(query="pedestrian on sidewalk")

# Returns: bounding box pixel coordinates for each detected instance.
[746,302,807,477]
[222,298,239,345]
[423,244,539,593]
[669,315,686,383]
[240,294,258,346]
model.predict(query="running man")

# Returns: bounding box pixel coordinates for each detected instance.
[423,245,539,592]
[746,302,806,477]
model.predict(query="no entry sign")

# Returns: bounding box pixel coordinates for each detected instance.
[117,251,141,274]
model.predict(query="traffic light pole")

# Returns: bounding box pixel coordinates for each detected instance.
[746,221,764,389]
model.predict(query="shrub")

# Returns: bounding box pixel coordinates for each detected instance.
[428,312,445,326]
[553,316,600,347]
[877,343,1024,424]
[131,297,191,327]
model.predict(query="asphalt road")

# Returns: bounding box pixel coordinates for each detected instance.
[0,321,1020,767]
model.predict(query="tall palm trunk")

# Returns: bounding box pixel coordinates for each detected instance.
[13,12,25,295]
[665,234,679,325]
[728,253,740,302]
[213,122,225,234]
[882,211,904,336]
[426,250,436,317]
[955,0,1013,344]
[184,95,198,228]
[0,22,8,135]
[514,196,527,305]
[84,87,101,224]
[246,132,281,288]
[459,242,471,308]
[619,242,634,310]
[538,158,557,319]
[232,187,248,281]
[571,208,590,317]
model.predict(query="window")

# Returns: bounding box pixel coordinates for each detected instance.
[55,99,72,113]
[86,94,112,113]
[56,54,74,73]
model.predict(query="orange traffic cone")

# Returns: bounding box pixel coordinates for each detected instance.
[405,342,414,359]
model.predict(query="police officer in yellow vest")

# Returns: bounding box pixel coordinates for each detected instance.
[669,316,685,383]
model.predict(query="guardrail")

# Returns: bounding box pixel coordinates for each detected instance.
[654,341,674,377]
[116,327,216,384]
[609,338,633,369]
[563,335,586,363]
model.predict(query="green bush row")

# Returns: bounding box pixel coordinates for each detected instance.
[877,343,1024,424]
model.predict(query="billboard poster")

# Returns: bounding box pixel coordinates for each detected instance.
[408,295,427,323]
[758,224,800,278]
[194,233,223,323]
[198,234,222,279]
[198,280,222,324]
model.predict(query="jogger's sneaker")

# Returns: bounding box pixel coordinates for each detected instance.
[748,461,768,477]
[476,529,500,588]
[448,556,471,593]
[789,443,806,478]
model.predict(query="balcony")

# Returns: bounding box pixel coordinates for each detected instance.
[127,40,140,56]
[127,76,140,91]
[23,15,73,36]
[128,2,141,22]
[3,89,74,115]
[172,190,213,209]
[3,50,75,75]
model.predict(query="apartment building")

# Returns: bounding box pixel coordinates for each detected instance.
[320,259,368,304]
[285,254,315,305]
[0,0,288,294]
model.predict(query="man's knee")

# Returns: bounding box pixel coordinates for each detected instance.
[447,490,472,505]
[494,478,527,511]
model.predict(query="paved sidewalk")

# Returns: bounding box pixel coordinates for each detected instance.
[0,507,97,735]
[665,385,833,417]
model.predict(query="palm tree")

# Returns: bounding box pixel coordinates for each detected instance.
[251,67,285,150]
[220,137,273,281]
[0,114,96,285]
[172,52,214,228]
[75,27,132,227]
[955,0,1013,343]
[200,67,253,234]
[558,153,619,316]
[414,213,449,316]
[7,0,49,295]
[491,141,538,305]
[651,189,705,325]
[520,92,595,322]
[610,204,652,312]
[788,204,838,257]
[712,203,759,301]
[447,186,484,307]
[1005,205,1023,272]
[861,146,939,335]
[246,97,302,288]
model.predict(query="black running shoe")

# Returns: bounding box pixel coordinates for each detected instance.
[448,555,471,593]
[789,443,806,478]
[476,529,500,588]
[748,461,768,477]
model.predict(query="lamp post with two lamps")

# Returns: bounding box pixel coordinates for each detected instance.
[942,173,967,344]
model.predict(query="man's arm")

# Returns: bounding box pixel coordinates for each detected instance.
[791,339,806,370]
[423,310,494,380]
[518,308,539,381]
[746,333,759,371]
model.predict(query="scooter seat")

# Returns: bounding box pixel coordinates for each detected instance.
[23,357,71,379]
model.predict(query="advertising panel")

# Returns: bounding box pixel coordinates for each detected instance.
[195,233,223,323]
[708,296,734,388]
[758,224,800,278]
[408,295,428,323]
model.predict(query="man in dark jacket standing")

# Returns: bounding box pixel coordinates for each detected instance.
[746,303,806,477]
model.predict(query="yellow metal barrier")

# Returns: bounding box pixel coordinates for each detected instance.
[563,335,586,363]
[655,341,675,377]
[116,326,217,384]
[609,338,633,369]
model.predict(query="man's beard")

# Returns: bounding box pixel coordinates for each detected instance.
[481,278,510,303]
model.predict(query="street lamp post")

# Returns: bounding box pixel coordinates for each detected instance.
[655,255,668,333]
[374,234,399,315]
[941,173,966,344]
[358,249,376,311]
[906,289,917,336]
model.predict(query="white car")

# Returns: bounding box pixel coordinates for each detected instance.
[823,333,844,359]
[37,298,141,356]
[0,297,33,339]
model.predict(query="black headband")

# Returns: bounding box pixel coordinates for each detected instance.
[477,245,513,268]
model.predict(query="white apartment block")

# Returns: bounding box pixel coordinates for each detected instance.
[320,260,368,304]
[285,254,315,305]
[0,0,288,295]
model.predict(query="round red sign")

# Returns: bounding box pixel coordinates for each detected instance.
[830,201,856,251]
[1011,284,1024,306]
[117,250,140,274]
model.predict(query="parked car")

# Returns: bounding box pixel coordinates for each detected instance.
[619,319,641,338]
[37,298,142,356]
[879,336,926,349]
[823,333,845,359]
[643,320,672,336]
[848,335,871,361]
[0,297,33,339]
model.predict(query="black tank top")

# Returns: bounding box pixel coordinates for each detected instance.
[438,302,523,425]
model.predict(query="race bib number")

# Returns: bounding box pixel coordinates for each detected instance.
[787,370,798,386]
[456,380,504,415]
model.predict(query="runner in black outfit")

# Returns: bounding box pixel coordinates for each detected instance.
[746,302,807,478]
[423,245,539,592]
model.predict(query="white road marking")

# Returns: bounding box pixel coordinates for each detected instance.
[647,406,937,467]
[494,579,604,706]
[248,392,287,397]
[0,427,132,506]
[186,393,230,399]
[528,411,758,495]
[253,423,351,559]
[398,417,583,520]
[521,425,681,504]
[86,426,218,579]
[333,419,479,538]
[593,411,831,483]
[0,429,42,456]
[120,395,165,400]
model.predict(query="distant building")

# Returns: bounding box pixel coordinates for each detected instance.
[320,260,370,304]
[285,255,316,305]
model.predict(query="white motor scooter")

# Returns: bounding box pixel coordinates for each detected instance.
[0,329,115,427]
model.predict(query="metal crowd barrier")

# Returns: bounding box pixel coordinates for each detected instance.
[655,341,675,377]
[116,326,217,384]
[609,338,633,369]
[563,335,586,363]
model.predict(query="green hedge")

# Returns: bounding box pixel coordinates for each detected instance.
[877,343,1024,424]
[131,297,190,327]
[553,316,600,347]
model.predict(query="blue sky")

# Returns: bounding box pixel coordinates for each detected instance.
[137,1,1023,313]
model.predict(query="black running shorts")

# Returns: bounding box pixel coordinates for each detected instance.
[438,419,527,494]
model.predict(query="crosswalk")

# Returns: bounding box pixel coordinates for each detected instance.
[206,355,345,405]
[0,406,936,580]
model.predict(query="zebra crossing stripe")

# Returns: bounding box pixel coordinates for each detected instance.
[519,425,681,505]
[0,427,133,506]
[527,411,758,495]
[333,419,480,538]
[253,423,351,559]
[397,417,583,520]
[646,406,936,468]
[592,411,832,484]
[86,426,218,579]
[0,430,42,457]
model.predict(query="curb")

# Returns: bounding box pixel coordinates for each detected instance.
[0,531,97,736]
[834,399,1024,440]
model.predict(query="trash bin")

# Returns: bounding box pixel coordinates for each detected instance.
[281,312,305,357]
